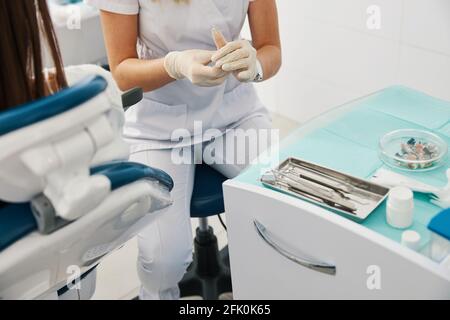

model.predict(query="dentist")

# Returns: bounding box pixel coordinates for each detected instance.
[87,0,281,300]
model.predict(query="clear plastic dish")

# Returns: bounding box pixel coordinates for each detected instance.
[379,129,448,172]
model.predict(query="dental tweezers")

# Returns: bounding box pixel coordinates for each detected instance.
[273,170,357,213]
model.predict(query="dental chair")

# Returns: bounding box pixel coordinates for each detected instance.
[0,75,173,300]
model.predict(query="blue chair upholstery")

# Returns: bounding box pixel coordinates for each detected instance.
[190,164,228,218]
[91,161,174,191]
[0,75,107,135]
[0,203,37,252]
[0,162,174,251]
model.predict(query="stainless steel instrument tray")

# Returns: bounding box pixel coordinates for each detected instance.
[261,157,389,221]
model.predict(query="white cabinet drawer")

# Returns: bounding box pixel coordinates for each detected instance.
[224,181,450,299]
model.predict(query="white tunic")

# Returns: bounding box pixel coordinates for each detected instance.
[85,0,268,150]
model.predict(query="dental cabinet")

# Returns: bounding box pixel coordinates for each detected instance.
[224,86,450,299]
[48,1,107,66]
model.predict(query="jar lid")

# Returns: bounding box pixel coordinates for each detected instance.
[401,230,421,251]
[388,186,414,209]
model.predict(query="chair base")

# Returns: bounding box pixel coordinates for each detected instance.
[179,226,232,300]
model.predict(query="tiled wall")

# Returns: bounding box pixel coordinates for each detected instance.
[251,0,450,123]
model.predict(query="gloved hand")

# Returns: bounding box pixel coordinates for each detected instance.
[164,50,228,87]
[211,30,258,83]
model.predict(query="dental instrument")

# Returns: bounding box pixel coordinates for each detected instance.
[272,170,357,212]
[261,157,389,221]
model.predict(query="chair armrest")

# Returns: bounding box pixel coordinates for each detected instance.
[91,161,174,191]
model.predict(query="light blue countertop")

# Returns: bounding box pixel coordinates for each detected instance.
[236,86,450,248]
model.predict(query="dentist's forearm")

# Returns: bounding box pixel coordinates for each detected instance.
[256,45,282,81]
[248,0,281,81]
[112,58,175,92]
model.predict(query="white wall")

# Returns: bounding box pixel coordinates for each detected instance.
[50,3,108,66]
[250,0,450,123]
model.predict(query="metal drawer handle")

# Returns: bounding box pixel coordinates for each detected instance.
[253,220,336,276]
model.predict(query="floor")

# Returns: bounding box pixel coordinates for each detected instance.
[92,113,300,300]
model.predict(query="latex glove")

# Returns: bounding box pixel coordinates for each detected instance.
[164,50,228,87]
[211,30,258,83]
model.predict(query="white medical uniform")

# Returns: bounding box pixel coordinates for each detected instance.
[86,0,272,300]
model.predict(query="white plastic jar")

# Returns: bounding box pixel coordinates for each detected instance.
[386,186,414,229]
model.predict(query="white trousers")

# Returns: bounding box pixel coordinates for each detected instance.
[129,116,273,300]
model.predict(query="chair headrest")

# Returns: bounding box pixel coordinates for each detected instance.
[0,75,108,136]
